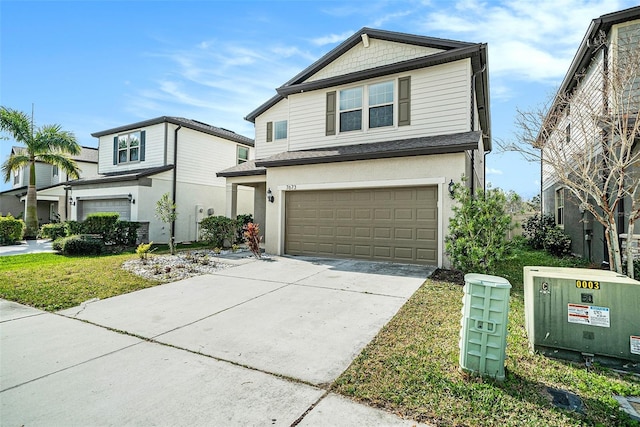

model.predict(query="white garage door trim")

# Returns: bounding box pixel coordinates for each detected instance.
[276,177,445,267]
[79,198,131,221]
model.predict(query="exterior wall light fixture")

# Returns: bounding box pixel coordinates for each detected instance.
[448,179,455,198]
[266,188,274,203]
[128,193,135,204]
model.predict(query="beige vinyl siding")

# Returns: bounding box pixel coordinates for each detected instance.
[173,126,250,187]
[98,123,166,174]
[307,38,444,82]
[254,98,290,159]
[254,59,471,153]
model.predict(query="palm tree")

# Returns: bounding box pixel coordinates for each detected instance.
[1,106,81,238]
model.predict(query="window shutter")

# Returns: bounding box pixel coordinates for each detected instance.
[140,131,146,161]
[113,136,118,165]
[266,121,273,142]
[326,91,336,136]
[398,77,411,126]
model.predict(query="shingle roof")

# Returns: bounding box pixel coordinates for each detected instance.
[65,165,174,187]
[218,132,480,176]
[91,116,254,146]
[216,160,267,178]
[244,27,490,151]
[11,145,98,163]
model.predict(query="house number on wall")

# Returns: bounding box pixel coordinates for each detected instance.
[286,184,297,190]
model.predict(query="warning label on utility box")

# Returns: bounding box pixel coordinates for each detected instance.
[631,336,640,355]
[567,304,610,327]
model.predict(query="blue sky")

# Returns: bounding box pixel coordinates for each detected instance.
[1,0,637,197]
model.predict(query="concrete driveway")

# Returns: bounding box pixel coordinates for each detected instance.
[0,239,54,256]
[1,255,434,426]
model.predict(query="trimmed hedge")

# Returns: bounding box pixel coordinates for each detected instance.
[200,215,238,247]
[40,223,67,240]
[58,234,104,255]
[84,213,120,243]
[0,215,25,245]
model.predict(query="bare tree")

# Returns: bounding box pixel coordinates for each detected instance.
[501,32,640,277]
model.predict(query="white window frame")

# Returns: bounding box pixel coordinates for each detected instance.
[338,80,395,134]
[274,120,287,140]
[52,165,59,177]
[237,146,249,164]
[368,81,394,129]
[555,187,565,228]
[13,168,20,185]
[339,86,363,132]
[117,131,141,164]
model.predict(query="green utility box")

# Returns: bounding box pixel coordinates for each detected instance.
[524,266,640,369]
[459,273,512,381]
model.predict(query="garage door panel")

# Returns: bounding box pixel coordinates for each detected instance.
[354,227,371,238]
[285,186,437,264]
[80,199,130,221]
[336,209,352,219]
[395,228,413,240]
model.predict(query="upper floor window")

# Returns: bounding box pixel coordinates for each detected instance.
[274,120,287,140]
[339,87,363,132]
[52,165,59,177]
[369,81,394,128]
[237,146,249,164]
[555,188,564,227]
[118,131,141,164]
[13,168,20,185]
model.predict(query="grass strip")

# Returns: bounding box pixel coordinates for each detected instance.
[0,253,160,311]
[334,247,640,426]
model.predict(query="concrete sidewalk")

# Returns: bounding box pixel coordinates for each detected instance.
[0,239,54,256]
[1,255,434,426]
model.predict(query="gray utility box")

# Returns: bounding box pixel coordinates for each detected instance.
[459,273,511,381]
[524,266,640,370]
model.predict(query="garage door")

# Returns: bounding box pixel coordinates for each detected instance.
[79,199,131,221]
[285,187,438,264]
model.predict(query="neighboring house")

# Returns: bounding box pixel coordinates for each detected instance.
[219,28,490,267]
[541,6,640,264]
[0,146,98,222]
[66,117,255,243]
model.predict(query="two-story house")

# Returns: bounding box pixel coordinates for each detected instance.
[66,116,255,243]
[0,145,98,222]
[541,6,640,266]
[219,28,490,267]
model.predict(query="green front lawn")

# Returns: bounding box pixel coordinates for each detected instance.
[333,247,640,426]
[0,253,160,311]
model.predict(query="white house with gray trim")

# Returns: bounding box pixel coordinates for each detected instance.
[219,28,490,267]
[66,117,255,243]
[0,145,98,223]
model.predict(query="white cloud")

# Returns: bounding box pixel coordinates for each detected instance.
[487,167,503,175]
[419,0,633,84]
[310,31,355,46]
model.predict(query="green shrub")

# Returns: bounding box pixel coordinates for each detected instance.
[52,237,65,252]
[40,223,67,240]
[64,220,85,236]
[522,213,556,250]
[0,214,25,245]
[199,215,238,247]
[136,241,153,260]
[543,227,572,257]
[113,221,140,246]
[59,234,104,255]
[445,184,512,274]
[84,213,120,243]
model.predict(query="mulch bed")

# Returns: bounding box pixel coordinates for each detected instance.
[430,268,465,285]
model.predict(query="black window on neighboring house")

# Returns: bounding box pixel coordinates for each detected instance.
[555,188,564,227]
